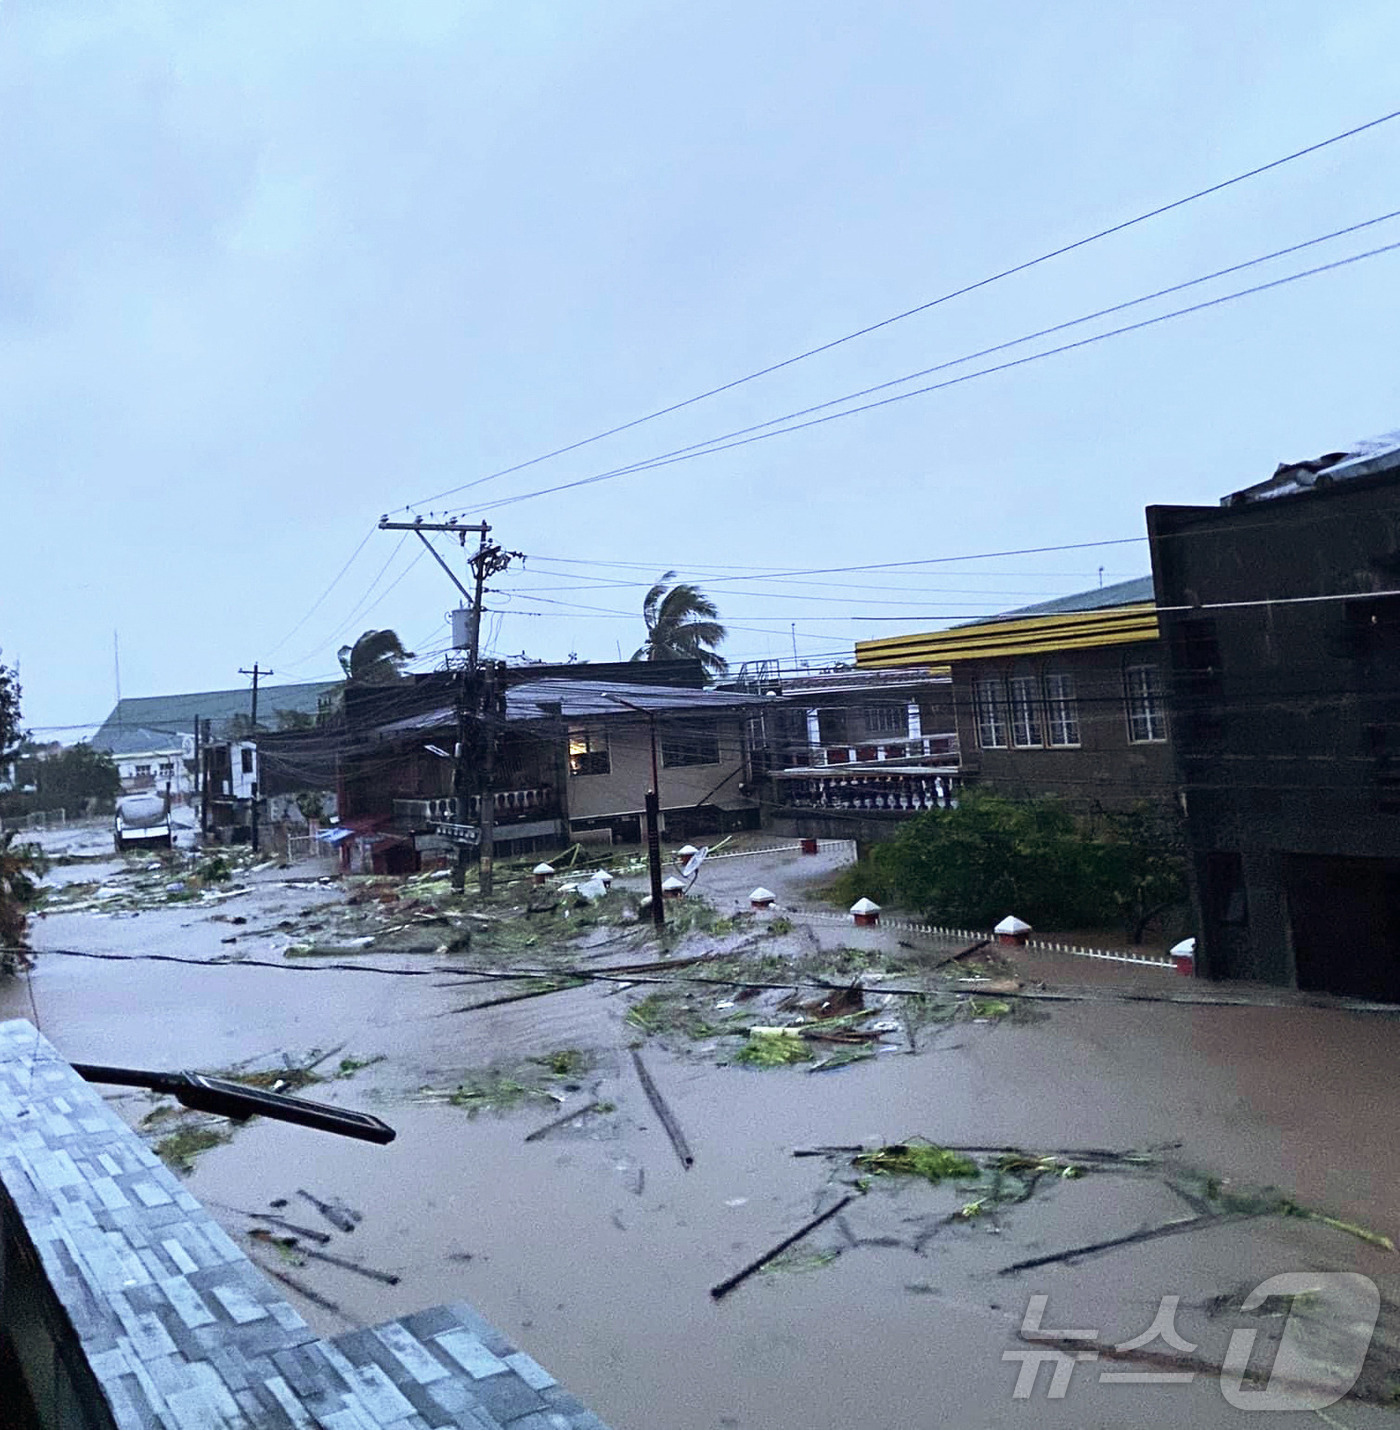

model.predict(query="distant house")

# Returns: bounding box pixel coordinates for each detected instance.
[721,662,959,839]
[1149,430,1400,999]
[349,674,762,869]
[855,577,1173,812]
[92,681,340,803]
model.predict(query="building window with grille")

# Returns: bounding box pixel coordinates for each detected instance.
[864,704,906,737]
[158,761,174,778]
[134,764,151,778]
[974,677,1007,749]
[1009,674,1043,748]
[662,722,720,768]
[1045,672,1080,747]
[568,727,611,776]
[1125,663,1168,743]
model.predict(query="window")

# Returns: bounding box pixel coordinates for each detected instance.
[240,748,254,774]
[134,764,151,778]
[974,677,1007,749]
[864,704,906,737]
[1125,664,1168,742]
[568,727,610,776]
[1045,672,1080,747]
[1009,675,1043,748]
[158,762,174,778]
[662,722,720,767]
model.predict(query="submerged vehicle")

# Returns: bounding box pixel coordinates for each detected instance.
[114,791,172,853]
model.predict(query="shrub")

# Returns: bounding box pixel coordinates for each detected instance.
[854,792,1187,941]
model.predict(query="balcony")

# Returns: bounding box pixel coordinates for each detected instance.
[768,734,958,769]
[392,786,558,827]
[772,767,964,814]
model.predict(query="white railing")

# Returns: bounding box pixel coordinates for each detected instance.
[779,772,963,813]
[392,787,556,825]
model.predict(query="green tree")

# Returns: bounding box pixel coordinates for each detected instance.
[338,629,414,684]
[0,661,40,971]
[631,572,729,676]
[36,743,121,812]
[275,707,317,731]
[0,652,22,759]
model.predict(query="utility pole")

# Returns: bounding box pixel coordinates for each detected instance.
[377,517,522,897]
[238,666,271,852]
[239,664,272,730]
[607,695,665,929]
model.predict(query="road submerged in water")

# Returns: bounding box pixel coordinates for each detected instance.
[6,826,1399,1428]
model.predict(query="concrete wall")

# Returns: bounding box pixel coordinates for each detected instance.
[951,641,1176,811]
[1150,474,1400,997]
[566,716,754,825]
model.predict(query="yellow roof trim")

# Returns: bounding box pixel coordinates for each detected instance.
[855,603,1160,668]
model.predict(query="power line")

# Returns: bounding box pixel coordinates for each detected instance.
[473,237,1400,512]
[488,209,1400,498]
[261,527,377,661]
[396,104,1400,512]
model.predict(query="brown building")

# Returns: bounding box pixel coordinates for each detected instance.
[855,577,1175,812]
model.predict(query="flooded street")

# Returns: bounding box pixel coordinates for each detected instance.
[6,832,1399,1428]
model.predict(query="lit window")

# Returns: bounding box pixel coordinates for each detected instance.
[1045,672,1080,747]
[1125,664,1168,743]
[662,723,720,767]
[1009,675,1042,748]
[568,727,610,776]
[974,678,1007,749]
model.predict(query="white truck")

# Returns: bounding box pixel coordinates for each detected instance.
[114,792,173,853]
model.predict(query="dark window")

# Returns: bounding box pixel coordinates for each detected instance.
[864,704,906,737]
[568,727,610,777]
[662,723,720,768]
[1170,618,1224,743]
[1044,672,1080,747]
[240,748,254,774]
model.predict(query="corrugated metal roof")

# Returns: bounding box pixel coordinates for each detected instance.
[374,678,758,739]
[854,577,1159,669]
[965,575,1155,622]
[93,681,341,750]
[92,724,187,757]
[1226,429,1400,503]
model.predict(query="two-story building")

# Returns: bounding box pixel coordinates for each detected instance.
[1149,430,1400,1000]
[722,662,960,840]
[855,577,1174,813]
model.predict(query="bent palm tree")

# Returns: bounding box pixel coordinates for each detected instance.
[338,629,414,685]
[631,572,728,676]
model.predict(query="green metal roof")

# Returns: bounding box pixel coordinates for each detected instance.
[92,680,341,749]
[965,575,1155,624]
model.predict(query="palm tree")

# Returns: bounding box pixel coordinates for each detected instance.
[631,572,729,676]
[338,629,415,685]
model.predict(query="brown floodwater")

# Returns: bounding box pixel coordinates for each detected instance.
[6,848,1399,1428]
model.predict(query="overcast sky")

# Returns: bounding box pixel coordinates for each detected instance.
[6,1,1400,734]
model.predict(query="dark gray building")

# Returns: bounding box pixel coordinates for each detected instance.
[1148,431,1400,999]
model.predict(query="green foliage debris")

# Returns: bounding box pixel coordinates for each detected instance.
[156,1124,231,1174]
[734,1030,812,1067]
[853,1141,977,1183]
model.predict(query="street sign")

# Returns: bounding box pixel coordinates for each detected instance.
[429,820,481,846]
